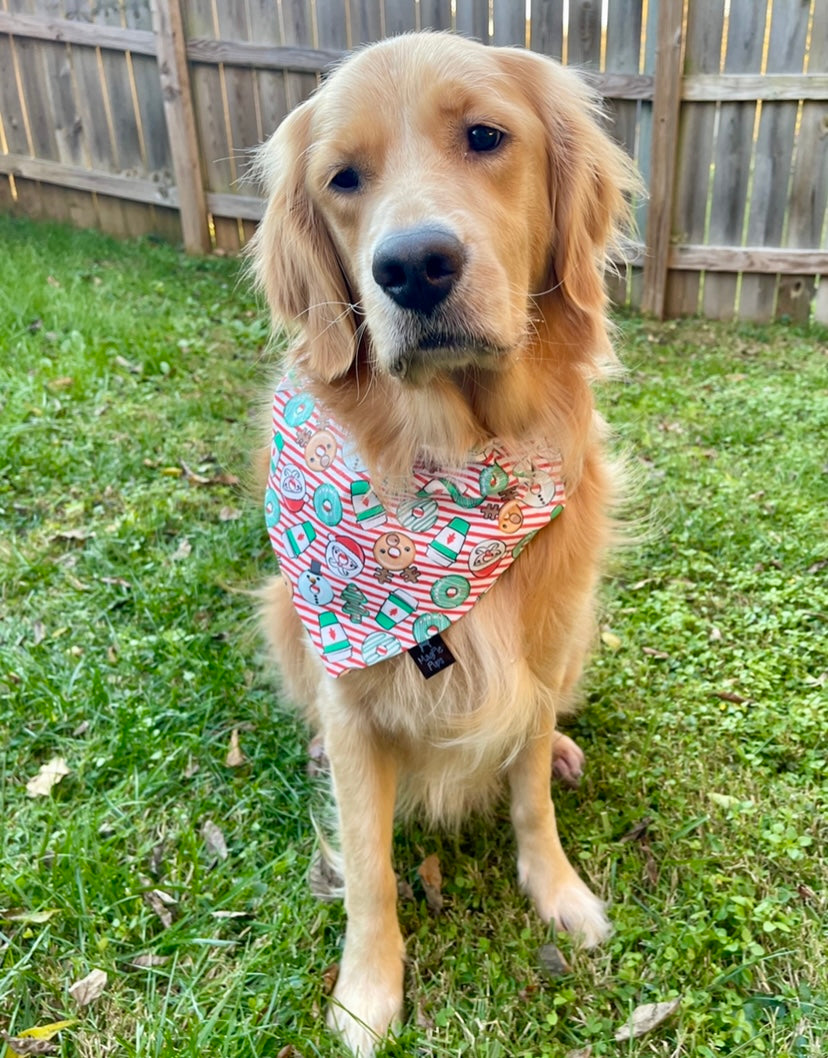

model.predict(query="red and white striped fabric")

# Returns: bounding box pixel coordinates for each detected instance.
[266,377,566,677]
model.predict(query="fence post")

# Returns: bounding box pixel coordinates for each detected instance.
[642,0,685,318]
[150,0,210,253]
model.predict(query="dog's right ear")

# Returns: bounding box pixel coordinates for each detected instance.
[250,100,357,382]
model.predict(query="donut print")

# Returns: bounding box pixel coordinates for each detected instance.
[412,612,451,643]
[283,392,315,427]
[430,574,470,609]
[313,483,343,527]
[264,486,281,529]
[397,494,439,533]
[361,631,403,665]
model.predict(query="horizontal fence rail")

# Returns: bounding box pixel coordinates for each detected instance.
[0,0,825,322]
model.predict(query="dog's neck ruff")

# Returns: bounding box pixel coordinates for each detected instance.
[266,376,566,677]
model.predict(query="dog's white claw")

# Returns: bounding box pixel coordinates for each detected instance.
[551,732,585,787]
[328,957,403,1057]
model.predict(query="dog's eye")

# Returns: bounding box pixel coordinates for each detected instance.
[467,125,504,152]
[330,167,361,192]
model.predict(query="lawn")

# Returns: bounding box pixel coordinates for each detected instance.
[0,214,826,1058]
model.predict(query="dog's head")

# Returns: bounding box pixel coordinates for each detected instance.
[252,33,635,388]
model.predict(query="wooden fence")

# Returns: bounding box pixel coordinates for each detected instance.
[1,0,826,322]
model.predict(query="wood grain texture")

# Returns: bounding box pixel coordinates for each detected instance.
[152,0,209,251]
[641,0,683,317]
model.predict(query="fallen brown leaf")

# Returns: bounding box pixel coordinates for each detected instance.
[68,968,108,1006]
[565,1048,592,1058]
[129,953,171,968]
[143,886,176,929]
[321,963,339,995]
[0,908,60,924]
[26,758,70,798]
[417,854,443,912]
[218,506,241,522]
[225,728,245,768]
[713,690,747,704]
[201,819,229,861]
[1,1034,59,1056]
[615,997,681,1041]
[537,943,571,980]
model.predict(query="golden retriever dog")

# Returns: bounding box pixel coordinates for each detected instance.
[251,31,637,1055]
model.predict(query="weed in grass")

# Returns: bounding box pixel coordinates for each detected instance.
[1,217,826,1056]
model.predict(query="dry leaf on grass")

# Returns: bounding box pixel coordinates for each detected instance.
[69,968,108,1006]
[564,1048,592,1058]
[614,997,681,1041]
[129,953,171,968]
[0,908,60,924]
[225,728,246,768]
[1,1021,77,1057]
[2,1034,59,1056]
[417,854,443,912]
[321,963,339,995]
[143,887,176,929]
[537,943,571,980]
[219,506,241,522]
[201,819,229,860]
[26,758,70,798]
[171,538,192,561]
[276,1046,303,1058]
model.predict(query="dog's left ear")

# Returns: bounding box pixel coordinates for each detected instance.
[500,49,639,313]
[250,98,357,381]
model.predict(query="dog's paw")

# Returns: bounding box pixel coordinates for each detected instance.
[531,872,612,948]
[328,955,404,1057]
[519,856,611,949]
[551,732,585,787]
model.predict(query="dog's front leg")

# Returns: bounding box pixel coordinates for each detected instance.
[325,715,404,1057]
[509,727,612,947]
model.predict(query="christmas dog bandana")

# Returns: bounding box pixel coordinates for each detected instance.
[266,377,566,677]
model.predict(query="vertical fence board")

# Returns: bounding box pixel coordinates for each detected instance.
[349,0,383,45]
[567,0,601,68]
[604,0,644,306]
[154,0,210,251]
[212,2,261,249]
[280,0,317,111]
[419,0,451,31]
[455,0,489,42]
[738,0,810,322]
[181,0,235,249]
[8,0,93,225]
[61,0,133,237]
[529,0,563,59]
[0,29,36,214]
[382,0,417,36]
[124,0,181,243]
[778,0,828,323]
[492,0,525,46]
[701,0,767,319]
[244,1,286,243]
[664,0,725,316]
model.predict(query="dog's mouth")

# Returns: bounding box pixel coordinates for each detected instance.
[386,325,511,383]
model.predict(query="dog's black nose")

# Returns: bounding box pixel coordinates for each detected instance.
[372,227,465,313]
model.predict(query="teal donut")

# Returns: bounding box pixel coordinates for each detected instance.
[397,493,439,533]
[511,528,539,560]
[283,392,315,427]
[430,574,470,609]
[479,462,509,496]
[412,612,451,643]
[361,631,403,665]
[313,483,343,527]
[264,486,281,528]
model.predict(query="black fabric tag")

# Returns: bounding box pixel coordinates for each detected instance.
[408,633,456,679]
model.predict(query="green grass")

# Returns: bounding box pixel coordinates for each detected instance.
[1,214,826,1058]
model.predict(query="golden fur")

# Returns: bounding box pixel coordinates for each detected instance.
[250,32,637,1056]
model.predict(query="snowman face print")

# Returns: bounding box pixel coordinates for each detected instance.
[297,560,335,606]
